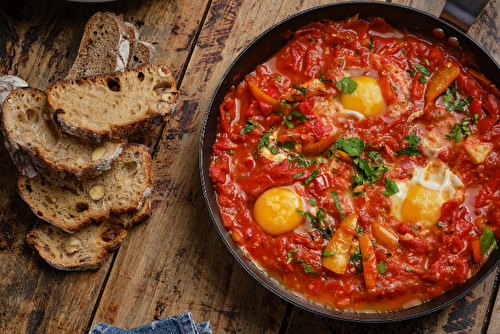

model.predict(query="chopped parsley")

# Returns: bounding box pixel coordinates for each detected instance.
[228,150,235,154]
[303,168,320,185]
[257,132,271,151]
[278,140,296,151]
[445,117,475,143]
[294,154,315,167]
[366,149,384,163]
[291,110,310,122]
[239,119,260,135]
[269,146,280,155]
[369,37,375,52]
[480,226,498,255]
[293,258,319,275]
[279,113,294,129]
[442,80,474,112]
[336,77,358,94]
[395,133,421,157]
[382,178,399,196]
[350,245,363,272]
[319,71,333,84]
[296,208,331,239]
[331,191,345,220]
[292,84,308,96]
[405,265,412,273]
[286,248,299,264]
[333,136,392,192]
[302,263,319,275]
[309,197,317,206]
[414,63,431,83]
[323,250,336,257]
[377,262,387,274]
[447,96,473,112]
[293,171,305,179]
[335,137,365,156]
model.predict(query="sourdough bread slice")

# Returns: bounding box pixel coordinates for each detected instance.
[18,144,152,233]
[124,22,139,67]
[129,41,155,68]
[1,88,125,179]
[26,198,151,270]
[66,12,130,80]
[47,65,178,143]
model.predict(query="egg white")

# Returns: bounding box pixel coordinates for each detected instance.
[390,162,464,228]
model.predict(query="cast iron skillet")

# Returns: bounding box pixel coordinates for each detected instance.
[200,1,500,322]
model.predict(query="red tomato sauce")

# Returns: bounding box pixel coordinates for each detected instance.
[210,15,500,312]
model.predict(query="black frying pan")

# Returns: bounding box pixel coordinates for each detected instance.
[200,0,500,322]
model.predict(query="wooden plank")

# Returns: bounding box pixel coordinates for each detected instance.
[91,0,500,332]
[0,0,206,333]
[91,0,363,332]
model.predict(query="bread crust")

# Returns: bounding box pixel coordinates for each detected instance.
[26,198,151,270]
[1,88,125,179]
[66,12,130,80]
[47,65,179,143]
[17,144,153,233]
[124,22,140,67]
[129,40,155,68]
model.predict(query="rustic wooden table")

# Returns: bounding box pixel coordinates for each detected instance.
[1,0,500,333]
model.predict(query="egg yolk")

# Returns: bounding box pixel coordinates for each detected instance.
[340,76,387,117]
[400,185,448,225]
[253,187,304,236]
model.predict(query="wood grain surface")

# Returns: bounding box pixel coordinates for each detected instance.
[0,0,499,333]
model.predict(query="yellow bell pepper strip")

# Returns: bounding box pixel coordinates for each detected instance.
[280,78,327,102]
[359,233,378,290]
[424,62,461,107]
[303,130,344,156]
[247,81,290,114]
[371,222,399,250]
[322,213,358,274]
[467,68,500,98]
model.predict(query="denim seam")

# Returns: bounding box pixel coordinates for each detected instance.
[176,315,186,334]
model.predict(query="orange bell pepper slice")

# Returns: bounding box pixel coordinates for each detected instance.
[322,213,358,274]
[371,222,399,250]
[424,62,461,107]
[302,130,343,156]
[247,81,290,114]
[280,78,327,102]
[359,233,378,290]
[471,239,483,263]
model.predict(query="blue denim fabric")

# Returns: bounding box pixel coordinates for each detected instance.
[89,312,212,334]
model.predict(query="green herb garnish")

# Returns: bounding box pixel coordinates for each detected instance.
[480,226,498,255]
[377,262,387,274]
[239,119,260,135]
[291,110,309,122]
[395,133,421,157]
[303,168,320,185]
[335,77,357,94]
[286,248,299,264]
[292,84,308,96]
[382,178,399,196]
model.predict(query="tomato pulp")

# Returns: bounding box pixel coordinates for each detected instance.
[210,15,500,312]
